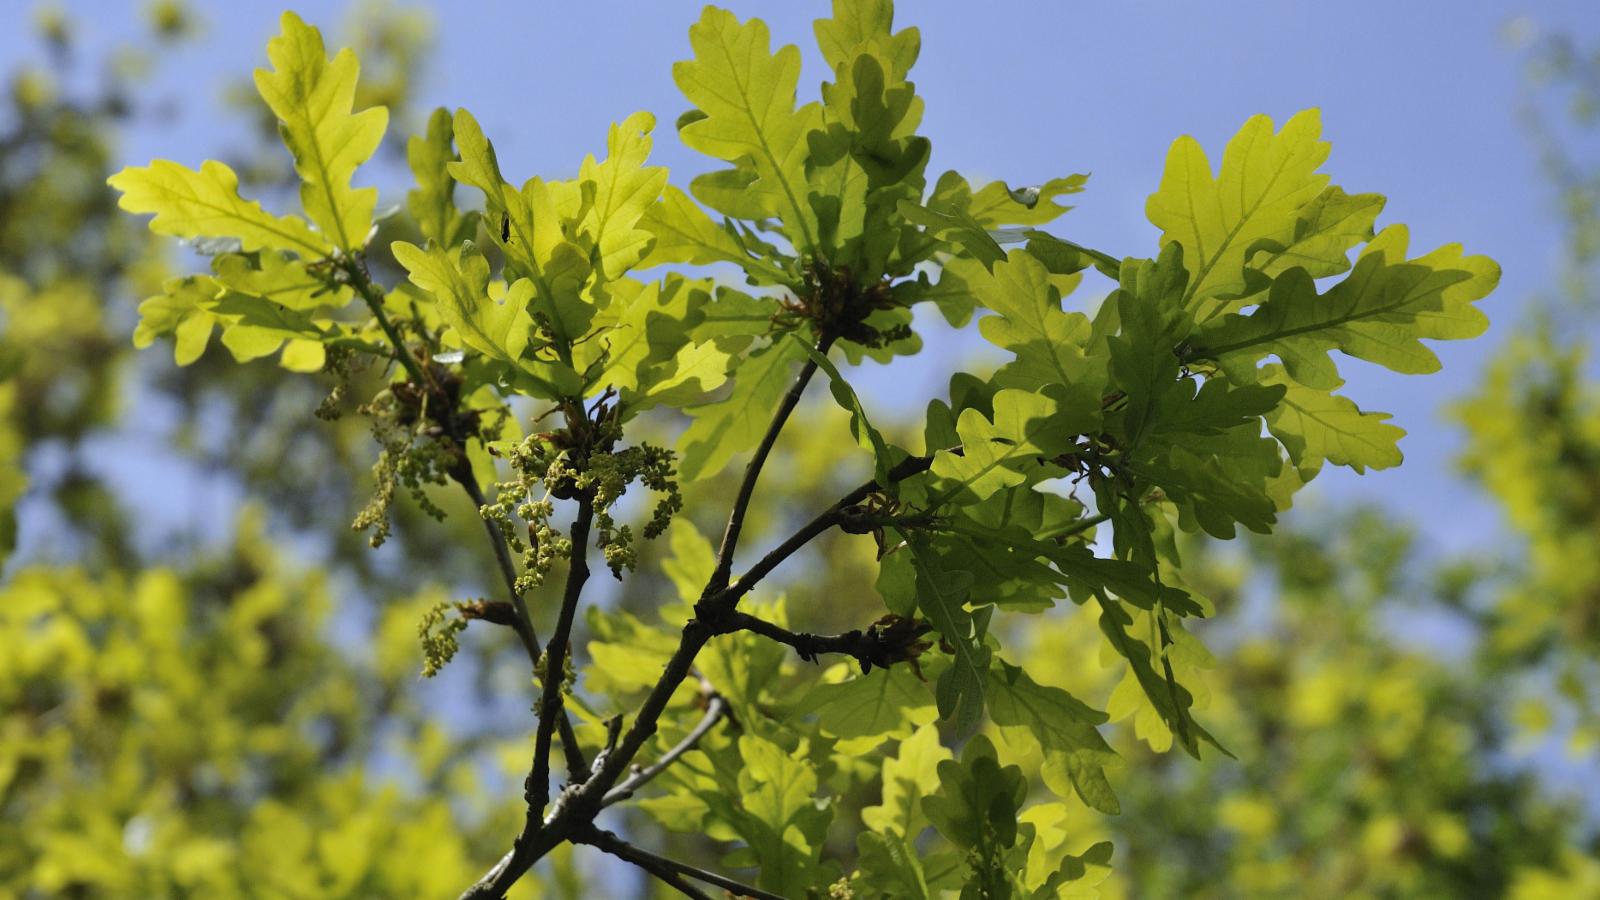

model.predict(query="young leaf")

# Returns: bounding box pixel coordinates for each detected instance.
[638,185,788,283]
[677,337,807,481]
[791,334,894,484]
[213,251,350,312]
[924,735,1024,849]
[449,108,595,351]
[731,733,833,895]
[1145,108,1329,321]
[133,275,223,365]
[253,12,388,252]
[987,660,1120,815]
[906,535,988,736]
[1098,595,1228,759]
[1260,364,1405,476]
[797,665,935,741]
[1192,225,1499,390]
[970,250,1107,418]
[406,107,473,248]
[675,7,821,253]
[861,722,950,838]
[391,240,580,398]
[1249,185,1384,282]
[596,278,728,413]
[108,160,329,257]
[930,388,1072,504]
[814,0,920,83]
[578,111,669,281]
[967,176,1086,228]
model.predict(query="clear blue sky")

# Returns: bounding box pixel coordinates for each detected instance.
[13,0,1600,556]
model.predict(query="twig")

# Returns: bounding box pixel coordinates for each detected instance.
[707,335,834,593]
[343,257,430,389]
[460,477,541,651]
[458,475,589,780]
[579,828,784,900]
[585,830,712,900]
[345,255,591,778]
[721,453,934,607]
[458,434,938,896]
[715,611,931,674]
[527,495,595,820]
[601,695,728,807]
[460,499,596,900]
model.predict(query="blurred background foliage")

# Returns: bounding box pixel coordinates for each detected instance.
[2,2,1600,897]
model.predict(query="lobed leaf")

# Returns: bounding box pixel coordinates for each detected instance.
[1146,108,1329,322]
[675,7,822,253]
[254,11,388,252]
[108,160,329,257]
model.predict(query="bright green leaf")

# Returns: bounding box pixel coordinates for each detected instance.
[254,11,388,252]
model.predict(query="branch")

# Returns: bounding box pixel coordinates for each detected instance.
[459,499,596,900]
[601,694,728,808]
[345,256,602,780]
[458,451,940,897]
[458,474,589,780]
[707,334,835,593]
[578,828,784,900]
[721,452,934,607]
[609,850,711,900]
[715,610,932,674]
[527,495,596,820]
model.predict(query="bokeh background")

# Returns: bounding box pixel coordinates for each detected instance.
[4,1,1600,896]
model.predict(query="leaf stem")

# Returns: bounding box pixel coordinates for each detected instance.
[343,257,429,389]
[578,828,783,900]
[1036,511,1111,542]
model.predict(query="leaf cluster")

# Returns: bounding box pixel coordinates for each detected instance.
[106,2,1498,896]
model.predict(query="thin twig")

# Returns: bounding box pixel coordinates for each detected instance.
[458,441,939,896]
[458,475,589,780]
[527,495,595,820]
[716,611,931,674]
[460,477,541,650]
[601,695,728,807]
[586,831,712,900]
[579,828,783,900]
[344,257,430,389]
[722,453,934,607]
[460,499,596,900]
[707,335,834,593]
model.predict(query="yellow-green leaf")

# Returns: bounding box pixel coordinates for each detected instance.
[391,240,528,366]
[1146,109,1330,322]
[1260,365,1404,475]
[254,11,388,252]
[578,111,668,280]
[675,7,821,253]
[1193,225,1499,390]
[108,160,328,256]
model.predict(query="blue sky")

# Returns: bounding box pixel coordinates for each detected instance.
[11,0,1600,556]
